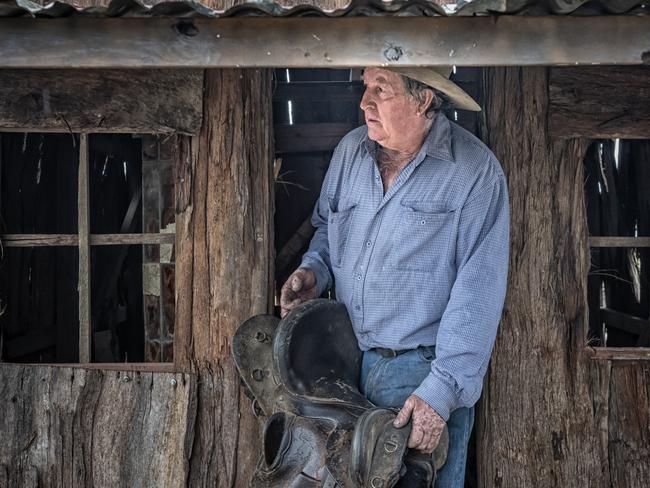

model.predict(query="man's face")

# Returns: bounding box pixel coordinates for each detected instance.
[360,68,426,151]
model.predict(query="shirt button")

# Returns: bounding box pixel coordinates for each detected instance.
[355,305,361,311]
[366,240,372,247]
[357,274,362,281]
[420,219,426,225]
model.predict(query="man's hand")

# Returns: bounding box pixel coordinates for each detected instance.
[393,395,446,453]
[280,268,319,318]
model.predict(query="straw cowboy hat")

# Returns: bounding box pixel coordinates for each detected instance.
[385,67,481,112]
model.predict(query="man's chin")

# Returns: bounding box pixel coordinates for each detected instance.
[366,127,386,143]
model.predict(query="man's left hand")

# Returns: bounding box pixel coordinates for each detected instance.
[393,395,445,453]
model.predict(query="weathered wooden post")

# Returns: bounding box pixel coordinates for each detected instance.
[477,67,606,487]
[175,68,275,487]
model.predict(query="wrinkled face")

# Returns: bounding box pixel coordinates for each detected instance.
[360,68,430,152]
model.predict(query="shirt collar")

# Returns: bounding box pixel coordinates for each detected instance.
[363,112,455,164]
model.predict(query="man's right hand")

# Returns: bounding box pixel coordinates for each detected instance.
[280,267,318,318]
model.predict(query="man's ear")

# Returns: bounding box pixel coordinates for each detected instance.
[419,88,435,115]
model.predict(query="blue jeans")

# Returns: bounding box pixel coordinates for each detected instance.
[360,347,474,488]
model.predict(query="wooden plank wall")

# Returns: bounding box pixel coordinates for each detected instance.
[478,66,650,487]
[603,363,650,487]
[0,364,196,488]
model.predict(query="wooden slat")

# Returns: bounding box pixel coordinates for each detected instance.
[589,236,650,248]
[589,347,650,361]
[274,81,363,102]
[37,362,176,372]
[550,66,650,139]
[276,215,315,276]
[0,17,648,68]
[1,233,174,247]
[601,307,650,337]
[275,123,353,153]
[91,233,175,246]
[0,69,203,134]
[1,234,78,246]
[78,134,91,363]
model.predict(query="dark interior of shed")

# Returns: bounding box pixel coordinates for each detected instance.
[585,139,650,347]
[0,133,176,363]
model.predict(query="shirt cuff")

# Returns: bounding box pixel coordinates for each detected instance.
[299,256,331,296]
[412,371,459,422]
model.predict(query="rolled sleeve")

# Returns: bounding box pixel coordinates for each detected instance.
[414,163,509,420]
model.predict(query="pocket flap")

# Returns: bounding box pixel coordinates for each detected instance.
[400,199,454,215]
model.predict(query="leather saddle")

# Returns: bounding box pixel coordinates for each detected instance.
[232,299,448,488]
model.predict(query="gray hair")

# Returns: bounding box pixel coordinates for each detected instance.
[401,75,449,119]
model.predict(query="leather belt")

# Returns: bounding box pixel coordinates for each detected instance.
[372,345,436,358]
[373,347,411,358]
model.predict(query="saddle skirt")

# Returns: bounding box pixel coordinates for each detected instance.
[232,299,447,488]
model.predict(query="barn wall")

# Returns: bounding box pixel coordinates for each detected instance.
[0,68,274,488]
[0,364,196,488]
[478,66,650,487]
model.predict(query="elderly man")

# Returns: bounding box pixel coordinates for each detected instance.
[280,67,509,487]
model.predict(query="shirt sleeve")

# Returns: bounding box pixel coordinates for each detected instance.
[298,146,341,296]
[412,158,509,421]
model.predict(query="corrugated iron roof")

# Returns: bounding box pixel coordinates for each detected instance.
[0,0,648,18]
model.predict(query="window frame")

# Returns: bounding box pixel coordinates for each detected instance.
[587,236,650,361]
[1,131,176,368]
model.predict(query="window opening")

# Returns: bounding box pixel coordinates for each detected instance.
[0,133,175,363]
[585,139,650,348]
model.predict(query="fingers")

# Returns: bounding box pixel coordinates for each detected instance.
[408,424,425,449]
[393,396,415,428]
[399,395,446,453]
[425,428,443,453]
[279,268,318,317]
[290,273,304,292]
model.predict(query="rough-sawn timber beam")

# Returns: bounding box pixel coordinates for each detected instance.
[0,69,203,134]
[0,16,648,68]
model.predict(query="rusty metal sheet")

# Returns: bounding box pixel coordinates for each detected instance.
[0,0,648,18]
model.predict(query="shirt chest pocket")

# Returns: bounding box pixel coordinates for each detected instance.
[389,201,456,273]
[328,199,357,268]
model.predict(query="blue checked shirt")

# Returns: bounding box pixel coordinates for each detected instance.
[300,113,509,421]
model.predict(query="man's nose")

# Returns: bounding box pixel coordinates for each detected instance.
[360,90,373,112]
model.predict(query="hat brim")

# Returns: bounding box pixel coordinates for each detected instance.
[385,67,482,112]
